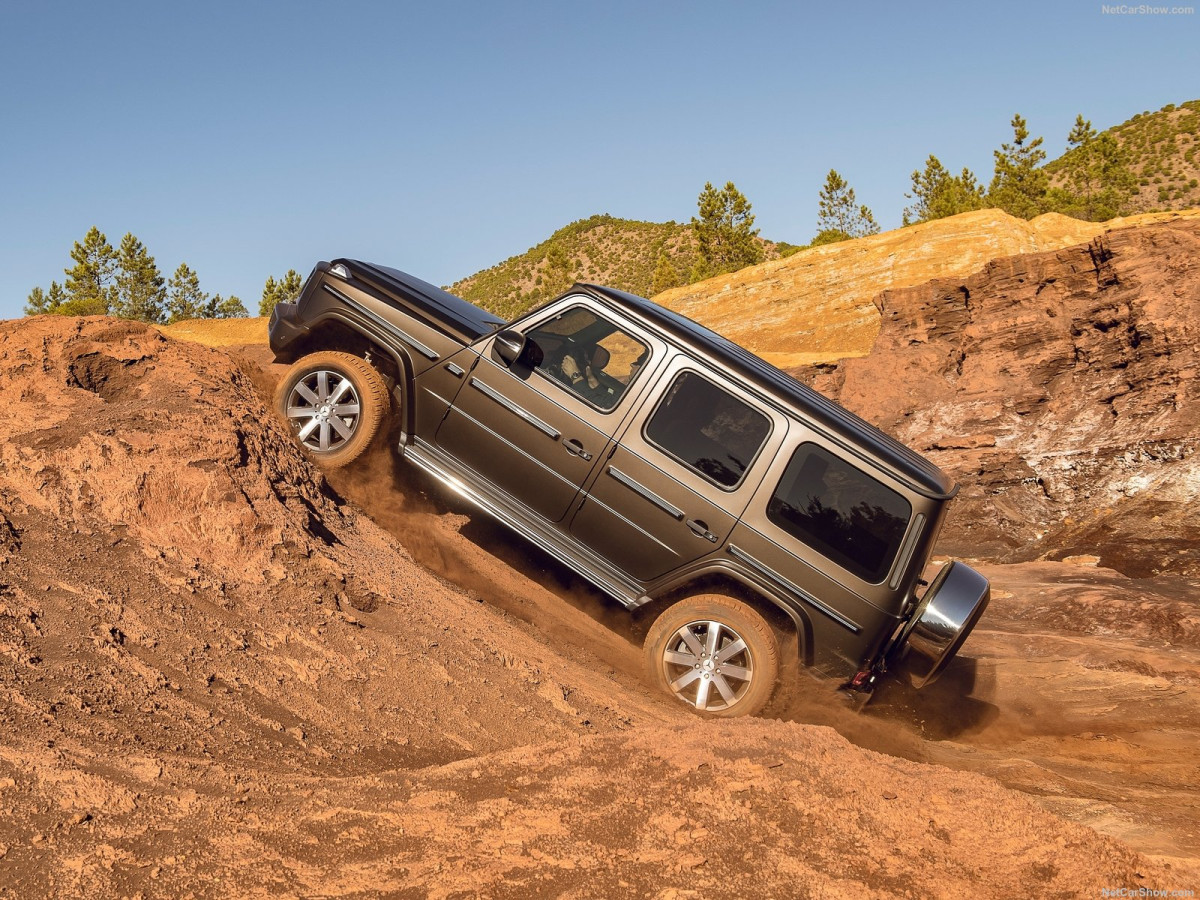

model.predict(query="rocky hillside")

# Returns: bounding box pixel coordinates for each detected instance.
[652,208,1113,368]
[1,316,1190,896]
[800,215,1200,578]
[448,213,788,320]
[1046,99,1200,212]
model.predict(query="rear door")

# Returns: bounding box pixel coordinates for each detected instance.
[570,355,788,581]
[434,300,663,523]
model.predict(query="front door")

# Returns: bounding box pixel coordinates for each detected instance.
[435,301,658,523]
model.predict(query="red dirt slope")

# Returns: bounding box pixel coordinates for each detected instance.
[1,317,1191,895]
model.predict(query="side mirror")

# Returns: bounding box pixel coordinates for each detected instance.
[493,329,543,369]
[493,329,525,366]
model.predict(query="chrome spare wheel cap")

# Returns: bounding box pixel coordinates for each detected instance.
[662,620,754,712]
[286,370,362,452]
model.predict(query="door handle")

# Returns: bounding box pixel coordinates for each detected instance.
[686,518,719,543]
[563,438,593,461]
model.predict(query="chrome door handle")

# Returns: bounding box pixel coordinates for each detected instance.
[686,518,719,543]
[563,439,593,461]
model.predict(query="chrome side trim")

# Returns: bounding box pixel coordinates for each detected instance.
[404,440,642,606]
[444,361,465,377]
[448,406,576,491]
[889,513,926,591]
[727,544,862,634]
[735,522,874,609]
[579,495,679,557]
[323,283,439,360]
[607,466,685,520]
[468,377,562,440]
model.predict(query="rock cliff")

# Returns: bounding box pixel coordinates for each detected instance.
[802,217,1200,576]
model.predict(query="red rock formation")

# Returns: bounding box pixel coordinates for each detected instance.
[803,219,1200,576]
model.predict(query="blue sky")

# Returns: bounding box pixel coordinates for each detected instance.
[1,0,1197,319]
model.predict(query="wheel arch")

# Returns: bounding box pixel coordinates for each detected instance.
[277,313,417,442]
[640,570,812,667]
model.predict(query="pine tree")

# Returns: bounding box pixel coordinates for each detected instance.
[166,263,208,323]
[259,275,279,316]
[988,114,1048,219]
[903,156,986,225]
[63,226,118,315]
[815,170,880,243]
[650,252,679,295]
[690,181,762,281]
[258,269,303,315]
[1047,115,1136,221]
[114,232,166,323]
[25,286,50,315]
[204,294,249,319]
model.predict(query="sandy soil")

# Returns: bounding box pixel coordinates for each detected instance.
[1,317,1196,898]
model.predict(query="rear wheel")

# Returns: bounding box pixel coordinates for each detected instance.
[644,594,779,717]
[274,351,388,467]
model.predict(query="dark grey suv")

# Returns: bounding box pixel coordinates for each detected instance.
[268,259,990,717]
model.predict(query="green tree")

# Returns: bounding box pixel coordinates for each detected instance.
[690,181,763,281]
[902,155,987,225]
[205,294,249,319]
[258,268,303,315]
[1047,115,1137,221]
[545,243,573,290]
[988,114,1048,219]
[25,284,55,316]
[650,252,679,295]
[815,169,880,242]
[166,263,208,323]
[114,232,166,323]
[62,226,118,315]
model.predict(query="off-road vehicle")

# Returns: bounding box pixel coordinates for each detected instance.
[269,259,990,717]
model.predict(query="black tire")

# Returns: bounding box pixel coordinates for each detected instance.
[644,594,779,718]
[274,351,389,468]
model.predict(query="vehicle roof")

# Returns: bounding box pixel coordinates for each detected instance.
[573,282,957,501]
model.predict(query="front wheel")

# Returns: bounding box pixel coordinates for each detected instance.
[644,594,779,717]
[274,351,389,467]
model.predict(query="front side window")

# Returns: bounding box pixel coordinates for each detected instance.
[526,306,648,411]
[644,371,771,489]
[767,443,911,583]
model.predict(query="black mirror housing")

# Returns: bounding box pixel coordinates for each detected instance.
[493,329,543,369]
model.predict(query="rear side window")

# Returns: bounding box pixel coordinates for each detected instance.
[644,371,770,489]
[767,443,911,583]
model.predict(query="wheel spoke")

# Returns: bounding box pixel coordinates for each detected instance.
[287,405,316,419]
[670,668,701,692]
[329,415,354,440]
[318,421,332,451]
[293,382,319,405]
[718,663,750,683]
[715,637,747,665]
[676,627,705,658]
[316,371,330,402]
[332,403,360,416]
[712,673,738,705]
[328,378,352,404]
[297,418,319,441]
[694,674,713,710]
[704,621,722,659]
[663,650,697,667]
